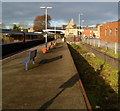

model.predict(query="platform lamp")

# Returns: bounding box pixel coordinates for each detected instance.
[52,21,57,40]
[78,13,83,41]
[40,6,53,48]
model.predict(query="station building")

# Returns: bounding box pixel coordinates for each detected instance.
[100,20,120,42]
[65,19,78,38]
[65,19,97,39]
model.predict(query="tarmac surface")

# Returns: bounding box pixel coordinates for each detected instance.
[2,40,88,110]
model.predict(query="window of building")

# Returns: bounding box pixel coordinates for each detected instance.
[105,29,107,36]
[115,28,118,36]
[110,29,112,36]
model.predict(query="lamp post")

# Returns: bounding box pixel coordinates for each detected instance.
[54,21,57,40]
[52,20,57,39]
[40,6,53,48]
[81,20,84,29]
[78,13,83,41]
[81,20,84,40]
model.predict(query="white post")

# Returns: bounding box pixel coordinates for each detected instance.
[54,21,57,39]
[40,6,53,48]
[115,42,117,54]
[79,14,80,41]
[45,8,48,48]
[98,40,100,47]
[78,13,83,41]
[106,42,108,50]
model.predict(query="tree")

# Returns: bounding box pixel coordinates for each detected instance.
[0,23,6,29]
[33,14,51,32]
[12,24,21,31]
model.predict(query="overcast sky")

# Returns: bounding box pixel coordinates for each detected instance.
[2,2,118,28]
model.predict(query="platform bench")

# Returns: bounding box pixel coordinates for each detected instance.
[21,49,37,71]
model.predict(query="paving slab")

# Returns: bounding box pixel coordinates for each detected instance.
[2,40,88,110]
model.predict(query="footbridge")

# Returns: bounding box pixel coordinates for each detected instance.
[43,29,65,34]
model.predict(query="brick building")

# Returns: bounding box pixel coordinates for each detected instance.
[82,29,95,38]
[100,20,120,42]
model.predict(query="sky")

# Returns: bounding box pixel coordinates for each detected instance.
[2,2,119,28]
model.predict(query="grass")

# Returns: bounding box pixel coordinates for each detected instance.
[96,46,120,58]
[68,43,119,111]
[83,42,120,58]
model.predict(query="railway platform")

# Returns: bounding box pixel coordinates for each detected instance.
[2,40,89,110]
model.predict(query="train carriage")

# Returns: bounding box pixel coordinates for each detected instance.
[0,29,44,44]
[1,29,45,57]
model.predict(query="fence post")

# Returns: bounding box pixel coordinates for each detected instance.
[115,42,117,54]
[98,40,100,47]
[106,42,108,50]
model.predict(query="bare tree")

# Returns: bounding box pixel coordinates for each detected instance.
[33,14,51,32]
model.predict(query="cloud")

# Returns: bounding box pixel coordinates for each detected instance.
[51,19,68,26]
[2,0,120,2]
[2,2,118,27]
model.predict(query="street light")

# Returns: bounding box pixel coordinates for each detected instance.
[79,13,83,29]
[78,13,83,41]
[81,20,84,29]
[40,6,53,48]
[52,21,57,39]
[81,20,85,41]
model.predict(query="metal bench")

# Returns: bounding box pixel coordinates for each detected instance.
[21,49,37,71]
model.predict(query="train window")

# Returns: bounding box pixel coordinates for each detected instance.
[2,31,44,44]
[26,34,32,41]
[2,33,23,44]
[10,34,23,42]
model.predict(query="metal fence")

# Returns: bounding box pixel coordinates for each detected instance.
[66,36,120,53]
[82,38,120,53]
[81,43,120,70]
